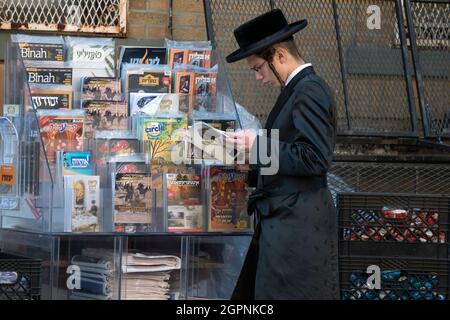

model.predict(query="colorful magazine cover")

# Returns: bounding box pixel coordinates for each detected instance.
[166,173,203,232]
[115,161,148,174]
[187,50,212,68]
[26,89,73,110]
[139,117,188,163]
[64,175,100,232]
[81,77,121,101]
[19,42,65,62]
[129,93,179,115]
[114,173,152,232]
[26,67,73,85]
[174,71,195,113]
[127,70,171,94]
[169,49,188,67]
[95,137,140,168]
[94,135,140,185]
[193,72,217,113]
[61,151,93,176]
[207,166,251,232]
[83,101,128,138]
[38,114,84,162]
[118,46,167,66]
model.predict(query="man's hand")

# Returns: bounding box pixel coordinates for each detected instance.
[225,129,257,154]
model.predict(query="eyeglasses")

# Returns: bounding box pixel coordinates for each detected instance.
[250,61,267,73]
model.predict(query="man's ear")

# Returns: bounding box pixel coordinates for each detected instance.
[275,47,288,64]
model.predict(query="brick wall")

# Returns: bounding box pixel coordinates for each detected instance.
[127,0,207,41]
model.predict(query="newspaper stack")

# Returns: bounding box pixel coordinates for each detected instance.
[121,252,181,300]
[69,252,115,300]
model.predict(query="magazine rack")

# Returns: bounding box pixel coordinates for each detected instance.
[0,35,253,300]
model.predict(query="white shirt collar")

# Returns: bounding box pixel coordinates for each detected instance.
[285,63,312,86]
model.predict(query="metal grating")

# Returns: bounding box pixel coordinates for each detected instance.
[205,0,419,136]
[411,1,450,48]
[336,0,414,134]
[339,256,450,300]
[328,162,450,198]
[0,0,127,36]
[274,0,349,133]
[205,0,277,125]
[410,1,450,139]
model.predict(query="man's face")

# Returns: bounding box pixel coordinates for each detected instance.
[246,54,281,87]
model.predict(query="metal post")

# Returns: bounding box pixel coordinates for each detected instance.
[332,0,352,131]
[168,0,174,39]
[403,0,432,138]
[395,0,419,135]
[203,0,217,48]
[269,0,275,10]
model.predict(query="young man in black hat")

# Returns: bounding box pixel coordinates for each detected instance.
[226,9,339,299]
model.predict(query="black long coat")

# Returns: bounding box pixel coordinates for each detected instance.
[232,66,339,300]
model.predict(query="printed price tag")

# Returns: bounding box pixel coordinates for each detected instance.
[0,165,15,185]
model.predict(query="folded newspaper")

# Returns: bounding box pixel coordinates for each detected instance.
[122,252,181,273]
[71,255,114,275]
[122,271,173,300]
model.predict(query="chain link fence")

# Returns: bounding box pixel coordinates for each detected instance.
[204,0,448,141]
[0,0,126,36]
[409,0,450,139]
[204,0,278,124]
[329,161,450,197]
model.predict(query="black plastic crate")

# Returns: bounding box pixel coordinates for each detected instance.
[340,255,450,300]
[0,252,41,300]
[338,192,450,257]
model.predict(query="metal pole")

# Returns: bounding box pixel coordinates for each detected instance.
[395,0,419,135]
[203,0,217,48]
[332,0,352,131]
[169,0,173,39]
[269,0,275,10]
[403,0,432,138]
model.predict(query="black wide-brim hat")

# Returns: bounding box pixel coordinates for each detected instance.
[226,9,307,63]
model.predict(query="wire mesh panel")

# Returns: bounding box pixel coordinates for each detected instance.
[0,252,41,300]
[340,256,449,300]
[0,0,127,36]
[338,192,449,258]
[205,0,277,125]
[329,161,450,196]
[274,0,349,133]
[410,1,450,138]
[204,0,418,136]
[335,0,415,135]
